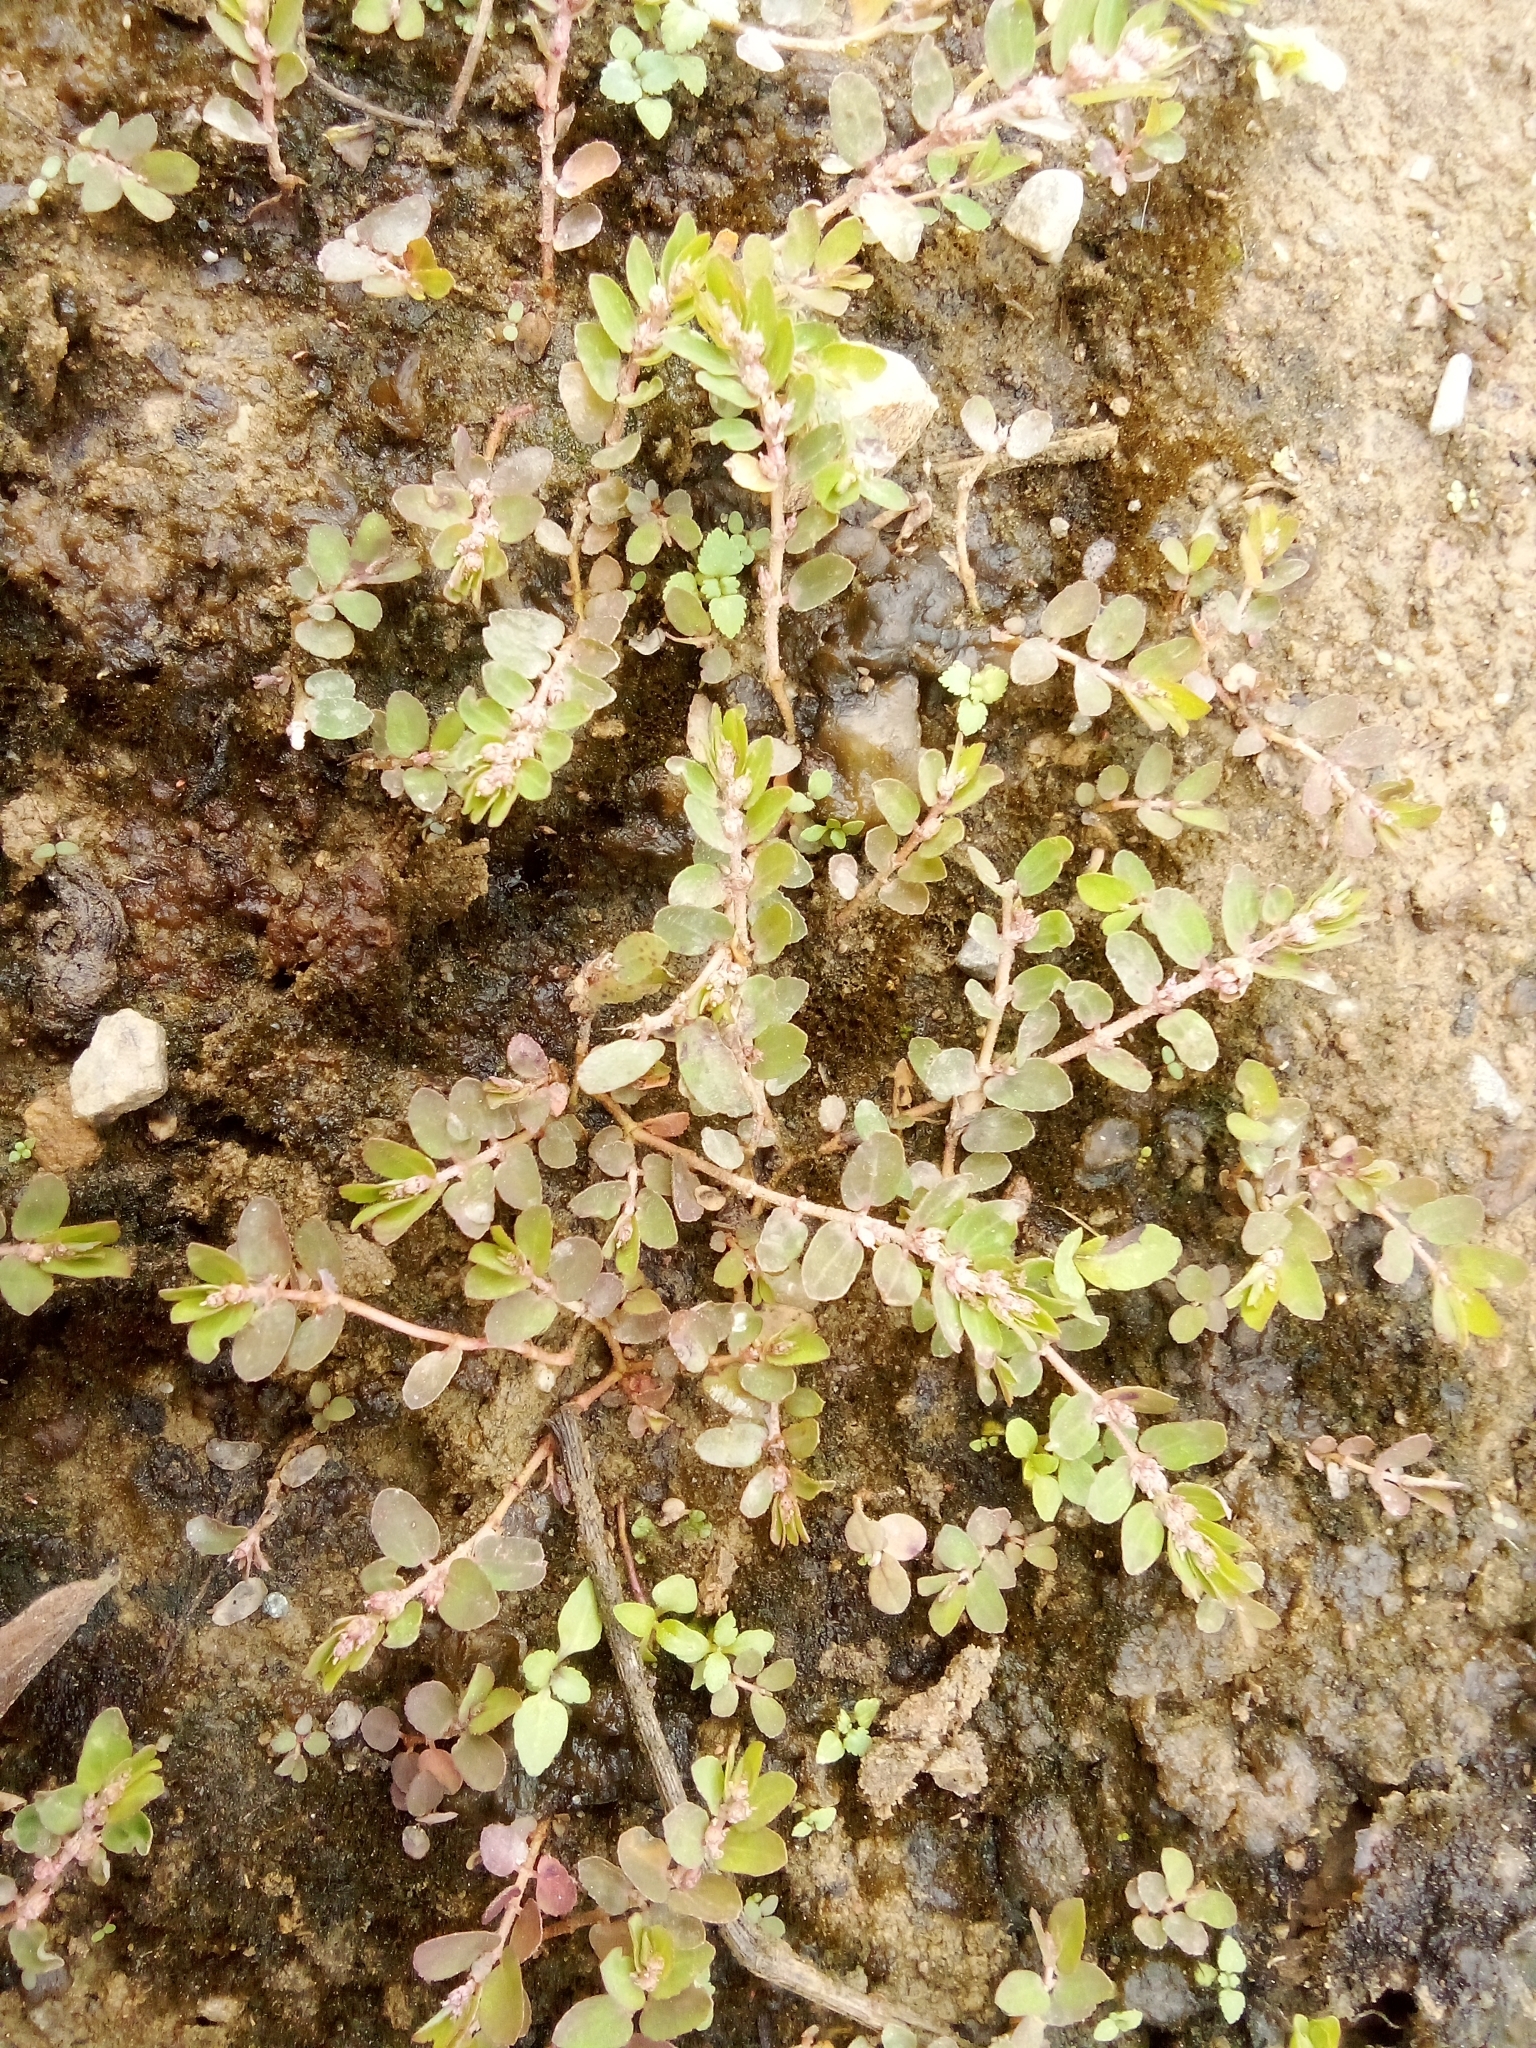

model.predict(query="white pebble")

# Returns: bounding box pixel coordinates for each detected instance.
[70,1008,168,1123]
[1002,169,1085,265]
[1468,1053,1523,1122]
[1429,352,1472,436]
[1082,538,1117,581]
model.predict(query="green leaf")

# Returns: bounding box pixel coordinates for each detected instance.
[910,36,955,128]
[100,1809,153,1855]
[787,554,856,612]
[1078,1224,1180,1290]
[439,1558,499,1631]
[1040,579,1101,639]
[1406,1194,1484,1246]
[554,1996,636,2048]
[1084,593,1146,663]
[512,1688,569,1776]
[371,1486,440,1568]
[577,1039,664,1093]
[829,70,887,169]
[478,1959,530,2048]
[986,1061,1072,1112]
[575,320,622,403]
[1050,1959,1115,2026]
[385,691,430,756]
[1051,0,1096,72]
[695,1420,769,1467]
[984,0,1037,89]
[1138,1419,1227,1470]
[1277,1243,1327,1320]
[718,1823,787,1877]
[1085,1458,1135,1524]
[873,777,921,836]
[1143,888,1212,968]
[801,1220,865,1300]
[1221,867,1262,951]
[1106,929,1163,1003]
[335,589,382,626]
[11,1174,68,1239]
[414,1930,499,1983]
[996,1970,1050,2020]
[75,1708,134,1794]
[1015,835,1073,895]
[589,273,636,352]
[1121,1499,1164,1574]
[558,1576,603,1655]
[1156,1009,1219,1071]
[0,1260,52,1315]
[840,1131,906,1212]
[307,523,352,588]
[1087,1046,1152,1092]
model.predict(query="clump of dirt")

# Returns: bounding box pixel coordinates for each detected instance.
[2,3,1535,2047]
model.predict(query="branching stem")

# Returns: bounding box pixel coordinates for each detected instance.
[950,451,990,617]
[444,0,496,131]
[534,0,582,299]
[551,1404,956,2037]
[229,1429,317,1578]
[243,0,295,189]
[308,69,437,130]
[215,1276,573,1369]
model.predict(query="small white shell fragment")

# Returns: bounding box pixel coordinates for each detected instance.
[207,1438,261,1472]
[1002,169,1085,265]
[1428,352,1472,436]
[211,1578,266,1627]
[281,1446,330,1488]
[1468,1053,1523,1122]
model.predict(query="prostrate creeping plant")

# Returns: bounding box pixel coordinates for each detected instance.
[1,4,1490,2045]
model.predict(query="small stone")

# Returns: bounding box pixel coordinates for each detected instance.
[1081,538,1117,581]
[827,348,937,474]
[326,1701,364,1742]
[262,1591,291,1620]
[22,1085,101,1172]
[1428,351,1472,435]
[20,272,68,408]
[1507,977,1536,1019]
[197,1997,246,2025]
[1123,1961,1198,2027]
[1003,1798,1089,1910]
[70,1009,168,1123]
[0,793,58,877]
[1468,1052,1523,1122]
[818,675,922,819]
[1002,169,1085,265]
[1078,1116,1141,1177]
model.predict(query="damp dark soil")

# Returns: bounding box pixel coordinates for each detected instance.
[2,3,1535,2046]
